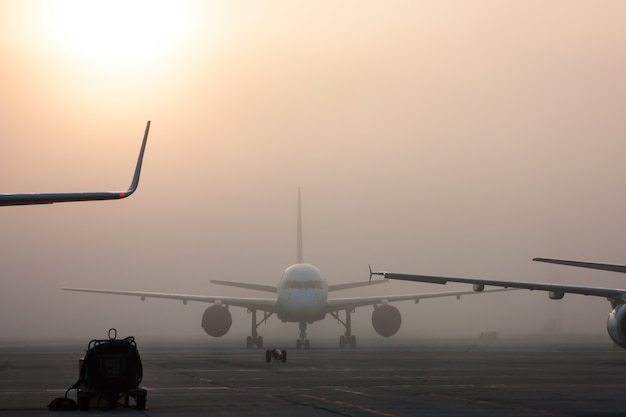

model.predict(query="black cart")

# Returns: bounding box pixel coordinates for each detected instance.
[77,334,147,410]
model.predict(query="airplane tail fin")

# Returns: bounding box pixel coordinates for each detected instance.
[533,257,626,274]
[296,187,303,264]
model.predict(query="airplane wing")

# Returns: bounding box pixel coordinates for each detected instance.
[533,258,626,274]
[369,269,626,304]
[327,288,514,312]
[0,121,150,206]
[62,287,278,312]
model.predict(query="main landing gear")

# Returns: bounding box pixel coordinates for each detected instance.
[296,322,310,349]
[330,308,357,348]
[246,309,273,349]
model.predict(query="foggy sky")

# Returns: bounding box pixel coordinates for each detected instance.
[1,1,625,343]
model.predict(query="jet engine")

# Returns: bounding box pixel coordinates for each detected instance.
[201,305,232,337]
[607,304,626,348]
[371,305,401,337]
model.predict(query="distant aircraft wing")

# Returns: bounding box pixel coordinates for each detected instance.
[533,258,626,274]
[0,121,150,206]
[369,269,626,304]
[62,287,278,312]
[326,288,514,312]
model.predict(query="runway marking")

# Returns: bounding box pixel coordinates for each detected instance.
[301,394,400,417]
[143,387,229,391]
[431,393,575,417]
[335,388,366,395]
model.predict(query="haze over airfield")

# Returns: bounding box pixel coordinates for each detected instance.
[1,1,625,342]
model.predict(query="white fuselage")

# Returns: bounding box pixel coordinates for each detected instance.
[276,263,328,323]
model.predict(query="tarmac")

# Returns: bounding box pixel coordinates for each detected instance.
[1,336,625,416]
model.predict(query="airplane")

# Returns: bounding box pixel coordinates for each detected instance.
[0,121,150,206]
[63,189,513,349]
[369,259,626,348]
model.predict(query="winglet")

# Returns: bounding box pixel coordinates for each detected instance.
[368,266,391,282]
[122,120,150,198]
[368,264,382,282]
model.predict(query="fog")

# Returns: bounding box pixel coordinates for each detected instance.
[1,1,625,345]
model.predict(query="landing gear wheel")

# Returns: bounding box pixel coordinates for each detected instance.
[339,335,346,348]
[247,335,263,348]
[296,339,302,349]
[265,350,271,363]
[281,350,287,362]
[304,339,310,349]
[350,335,356,348]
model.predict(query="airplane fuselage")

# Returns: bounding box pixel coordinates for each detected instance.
[276,263,328,323]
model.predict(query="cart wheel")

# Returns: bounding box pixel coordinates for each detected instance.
[78,397,89,411]
[136,394,146,410]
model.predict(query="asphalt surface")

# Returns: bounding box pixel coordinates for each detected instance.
[1,337,625,416]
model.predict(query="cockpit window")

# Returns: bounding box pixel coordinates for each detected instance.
[283,280,323,289]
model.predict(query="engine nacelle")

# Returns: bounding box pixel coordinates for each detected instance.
[371,305,401,337]
[201,305,232,337]
[607,304,626,348]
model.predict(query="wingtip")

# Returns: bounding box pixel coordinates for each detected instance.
[124,120,151,196]
[368,266,387,282]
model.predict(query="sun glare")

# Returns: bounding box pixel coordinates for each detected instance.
[37,1,199,72]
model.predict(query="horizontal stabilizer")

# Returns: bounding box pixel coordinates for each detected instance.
[329,279,388,292]
[533,258,626,274]
[210,280,277,293]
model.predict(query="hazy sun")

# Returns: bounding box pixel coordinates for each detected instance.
[37,1,200,72]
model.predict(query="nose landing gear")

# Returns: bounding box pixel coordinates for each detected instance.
[296,322,310,349]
